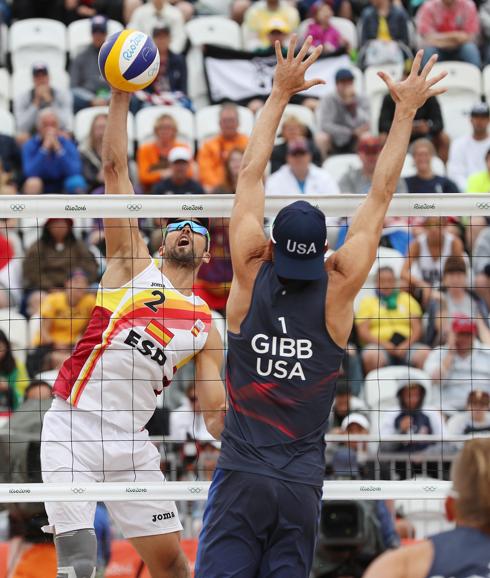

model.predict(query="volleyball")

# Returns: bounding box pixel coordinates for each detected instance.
[98,29,160,92]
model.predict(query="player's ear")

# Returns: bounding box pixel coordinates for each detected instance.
[202,251,211,264]
[159,244,165,257]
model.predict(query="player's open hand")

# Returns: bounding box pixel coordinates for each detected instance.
[378,50,447,114]
[273,35,325,98]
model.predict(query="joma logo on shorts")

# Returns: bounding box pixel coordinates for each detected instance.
[152,512,175,522]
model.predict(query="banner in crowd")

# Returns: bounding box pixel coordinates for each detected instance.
[203,45,352,104]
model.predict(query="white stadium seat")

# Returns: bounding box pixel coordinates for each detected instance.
[401,153,446,178]
[0,109,15,137]
[9,18,67,71]
[428,62,482,140]
[74,106,135,156]
[195,104,254,144]
[0,68,10,111]
[364,64,404,134]
[185,16,242,50]
[0,308,29,357]
[330,17,359,50]
[483,64,490,103]
[323,153,362,184]
[364,366,432,410]
[135,105,195,151]
[195,0,234,16]
[67,18,123,59]
[0,23,7,67]
[278,104,316,136]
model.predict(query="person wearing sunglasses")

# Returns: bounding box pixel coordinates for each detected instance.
[40,88,226,577]
[364,438,490,578]
[195,36,446,578]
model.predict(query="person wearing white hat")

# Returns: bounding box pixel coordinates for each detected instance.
[152,146,204,195]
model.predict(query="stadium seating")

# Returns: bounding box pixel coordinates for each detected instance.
[9,18,67,71]
[11,66,70,101]
[364,366,432,410]
[364,63,404,134]
[401,153,446,177]
[67,18,123,59]
[0,109,15,137]
[185,16,242,50]
[195,104,254,144]
[0,68,10,111]
[74,106,135,155]
[323,153,362,183]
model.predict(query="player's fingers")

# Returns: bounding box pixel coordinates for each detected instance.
[303,44,323,68]
[302,78,326,91]
[427,70,447,87]
[428,86,448,98]
[378,71,400,102]
[421,52,439,80]
[275,40,284,63]
[297,35,313,62]
[287,34,298,62]
[409,49,424,78]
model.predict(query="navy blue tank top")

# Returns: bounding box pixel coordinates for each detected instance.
[218,261,345,488]
[427,527,490,577]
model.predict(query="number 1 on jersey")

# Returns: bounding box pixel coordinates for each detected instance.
[278,316,287,334]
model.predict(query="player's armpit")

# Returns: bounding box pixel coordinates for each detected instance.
[194,323,227,440]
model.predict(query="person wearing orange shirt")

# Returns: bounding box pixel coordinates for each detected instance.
[197,103,249,190]
[136,114,189,191]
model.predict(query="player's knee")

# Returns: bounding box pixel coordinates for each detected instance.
[55,528,97,578]
[169,550,190,578]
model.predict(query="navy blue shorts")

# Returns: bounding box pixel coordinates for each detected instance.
[194,468,322,578]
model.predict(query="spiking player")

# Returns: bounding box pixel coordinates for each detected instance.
[195,36,446,578]
[41,89,226,578]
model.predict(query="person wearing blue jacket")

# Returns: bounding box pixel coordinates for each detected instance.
[22,109,86,194]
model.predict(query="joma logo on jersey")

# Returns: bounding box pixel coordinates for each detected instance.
[286,240,317,255]
[152,512,175,522]
[124,330,167,366]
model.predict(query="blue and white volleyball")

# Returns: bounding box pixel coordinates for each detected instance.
[98,29,160,92]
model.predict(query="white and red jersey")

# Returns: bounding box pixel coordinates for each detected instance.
[54,261,212,432]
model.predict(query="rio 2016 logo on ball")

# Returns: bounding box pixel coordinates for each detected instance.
[98,29,160,92]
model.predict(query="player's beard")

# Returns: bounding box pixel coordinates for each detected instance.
[166,243,201,269]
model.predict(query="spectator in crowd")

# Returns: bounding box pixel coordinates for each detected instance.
[270,116,321,173]
[28,269,96,378]
[70,15,110,113]
[0,133,21,188]
[265,137,340,197]
[254,17,292,53]
[303,1,348,54]
[22,218,98,293]
[79,113,106,193]
[169,382,214,445]
[405,139,459,195]
[0,330,28,412]
[128,0,187,53]
[339,134,407,194]
[12,0,64,20]
[327,380,367,431]
[134,24,188,110]
[337,413,373,468]
[426,256,488,346]
[480,0,490,66]
[136,114,189,192]
[416,0,481,67]
[14,63,73,143]
[243,0,300,50]
[316,68,370,158]
[448,103,490,191]
[473,227,490,310]
[401,217,464,306]
[466,147,490,193]
[380,368,443,453]
[424,314,490,410]
[356,266,429,374]
[194,150,243,313]
[446,390,490,434]
[298,0,352,20]
[152,147,204,195]
[64,0,142,24]
[378,63,450,162]
[197,103,249,190]
[358,0,411,68]
[22,109,86,195]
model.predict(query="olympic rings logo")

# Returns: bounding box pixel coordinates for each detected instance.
[127,203,142,211]
[71,487,86,495]
[188,487,203,494]
[476,202,490,210]
[10,204,25,212]
[422,486,437,493]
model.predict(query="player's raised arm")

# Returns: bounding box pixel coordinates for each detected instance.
[230,36,324,280]
[102,90,149,273]
[330,51,447,297]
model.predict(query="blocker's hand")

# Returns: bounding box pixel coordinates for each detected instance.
[273,35,325,98]
[378,50,447,114]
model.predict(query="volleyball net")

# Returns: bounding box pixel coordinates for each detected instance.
[0,192,489,520]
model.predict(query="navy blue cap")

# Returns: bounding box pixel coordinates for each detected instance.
[271,201,327,281]
[335,68,354,83]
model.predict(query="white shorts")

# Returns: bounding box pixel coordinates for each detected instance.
[41,398,182,539]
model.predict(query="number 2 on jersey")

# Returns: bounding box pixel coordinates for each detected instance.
[144,290,165,312]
